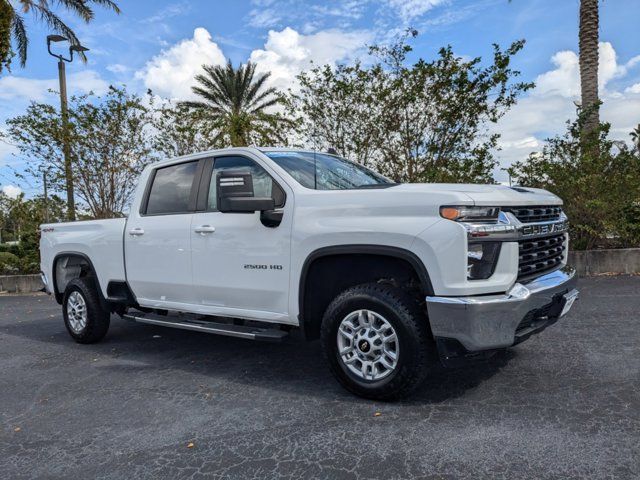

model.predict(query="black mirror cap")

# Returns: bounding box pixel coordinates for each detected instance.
[216,169,276,213]
[260,209,284,228]
[217,170,255,199]
[219,196,275,213]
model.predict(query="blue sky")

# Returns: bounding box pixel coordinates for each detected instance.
[1,0,640,195]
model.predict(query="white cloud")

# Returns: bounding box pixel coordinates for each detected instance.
[134,26,370,100]
[0,70,109,101]
[106,63,130,74]
[534,42,632,98]
[385,0,447,23]
[494,42,640,182]
[135,27,226,99]
[311,1,365,19]
[142,1,191,24]
[1,185,22,199]
[625,83,640,94]
[249,27,372,92]
[248,8,281,28]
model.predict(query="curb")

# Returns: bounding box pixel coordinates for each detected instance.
[0,274,44,294]
[568,248,640,277]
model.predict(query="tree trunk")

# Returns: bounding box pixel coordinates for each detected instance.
[579,0,600,135]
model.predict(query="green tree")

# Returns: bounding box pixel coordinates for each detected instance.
[0,0,120,72]
[0,190,66,273]
[150,98,222,158]
[290,61,387,169]
[3,86,154,218]
[180,60,294,147]
[508,115,640,250]
[291,32,532,183]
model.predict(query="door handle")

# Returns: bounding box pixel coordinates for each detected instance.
[194,225,216,234]
[129,228,145,236]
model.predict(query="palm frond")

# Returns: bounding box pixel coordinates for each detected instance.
[30,3,87,60]
[16,0,32,14]
[55,0,94,22]
[87,0,120,14]
[247,86,280,111]
[248,96,282,114]
[178,100,211,110]
[11,12,28,66]
[245,70,271,105]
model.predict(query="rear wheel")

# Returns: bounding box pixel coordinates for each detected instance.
[62,277,110,344]
[320,283,436,400]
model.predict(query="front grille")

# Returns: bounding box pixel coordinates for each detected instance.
[518,233,565,281]
[504,206,562,223]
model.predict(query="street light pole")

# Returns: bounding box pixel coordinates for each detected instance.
[47,35,89,222]
[57,55,75,221]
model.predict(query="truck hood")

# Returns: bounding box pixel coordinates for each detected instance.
[390,183,562,207]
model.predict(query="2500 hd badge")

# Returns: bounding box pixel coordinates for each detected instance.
[244,264,283,270]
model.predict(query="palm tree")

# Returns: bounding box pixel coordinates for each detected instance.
[0,0,120,72]
[180,60,292,147]
[579,0,599,135]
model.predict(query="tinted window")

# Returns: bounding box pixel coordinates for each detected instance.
[146,161,198,215]
[263,151,393,190]
[208,156,285,210]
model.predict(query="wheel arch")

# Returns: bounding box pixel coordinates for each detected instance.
[52,252,104,306]
[298,245,434,340]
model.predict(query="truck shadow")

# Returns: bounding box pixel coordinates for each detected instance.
[4,313,516,404]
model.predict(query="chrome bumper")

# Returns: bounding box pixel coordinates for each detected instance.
[426,266,578,351]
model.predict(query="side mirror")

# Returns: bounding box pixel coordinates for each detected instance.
[217,170,275,213]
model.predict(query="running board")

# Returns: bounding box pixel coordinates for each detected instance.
[123,313,289,342]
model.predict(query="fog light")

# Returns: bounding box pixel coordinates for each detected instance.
[467,242,501,280]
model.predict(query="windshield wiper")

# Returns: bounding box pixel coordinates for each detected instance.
[355,183,399,189]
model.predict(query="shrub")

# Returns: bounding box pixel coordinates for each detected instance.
[0,252,21,275]
[508,117,640,250]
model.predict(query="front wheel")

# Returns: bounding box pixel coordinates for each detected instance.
[320,283,436,400]
[62,277,110,344]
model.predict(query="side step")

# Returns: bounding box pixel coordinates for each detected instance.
[123,312,289,342]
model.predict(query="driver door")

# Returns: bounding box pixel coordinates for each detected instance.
[189,155,292,322]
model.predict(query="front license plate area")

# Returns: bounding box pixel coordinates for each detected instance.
[560,290,579,317]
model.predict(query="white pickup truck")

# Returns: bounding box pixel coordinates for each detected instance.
[40,147,578,399]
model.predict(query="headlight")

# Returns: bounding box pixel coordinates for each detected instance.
[440,206,500,223]
[467,242,501,280]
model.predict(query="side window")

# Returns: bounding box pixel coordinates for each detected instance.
[145,161,198,215]
[207,156,285,210]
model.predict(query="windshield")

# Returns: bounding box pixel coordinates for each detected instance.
[263,151,395,190]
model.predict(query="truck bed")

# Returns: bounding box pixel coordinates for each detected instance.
[40,218,127,299]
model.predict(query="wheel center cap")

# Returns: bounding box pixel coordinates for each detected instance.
[358,339,371,353]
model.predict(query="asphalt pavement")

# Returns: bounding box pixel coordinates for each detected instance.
[1,276,639,479]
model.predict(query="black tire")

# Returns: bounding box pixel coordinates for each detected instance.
[321,283,436,400]
[62,277,110,344]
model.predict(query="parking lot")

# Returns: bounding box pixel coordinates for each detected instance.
[1,276,639,479]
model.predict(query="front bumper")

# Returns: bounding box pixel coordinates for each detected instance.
[426,266,578,352]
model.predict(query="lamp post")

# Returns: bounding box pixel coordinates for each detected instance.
[46,35,89,222]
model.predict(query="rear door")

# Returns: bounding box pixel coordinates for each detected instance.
[125,159,202,308]
[189,155,293,322]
